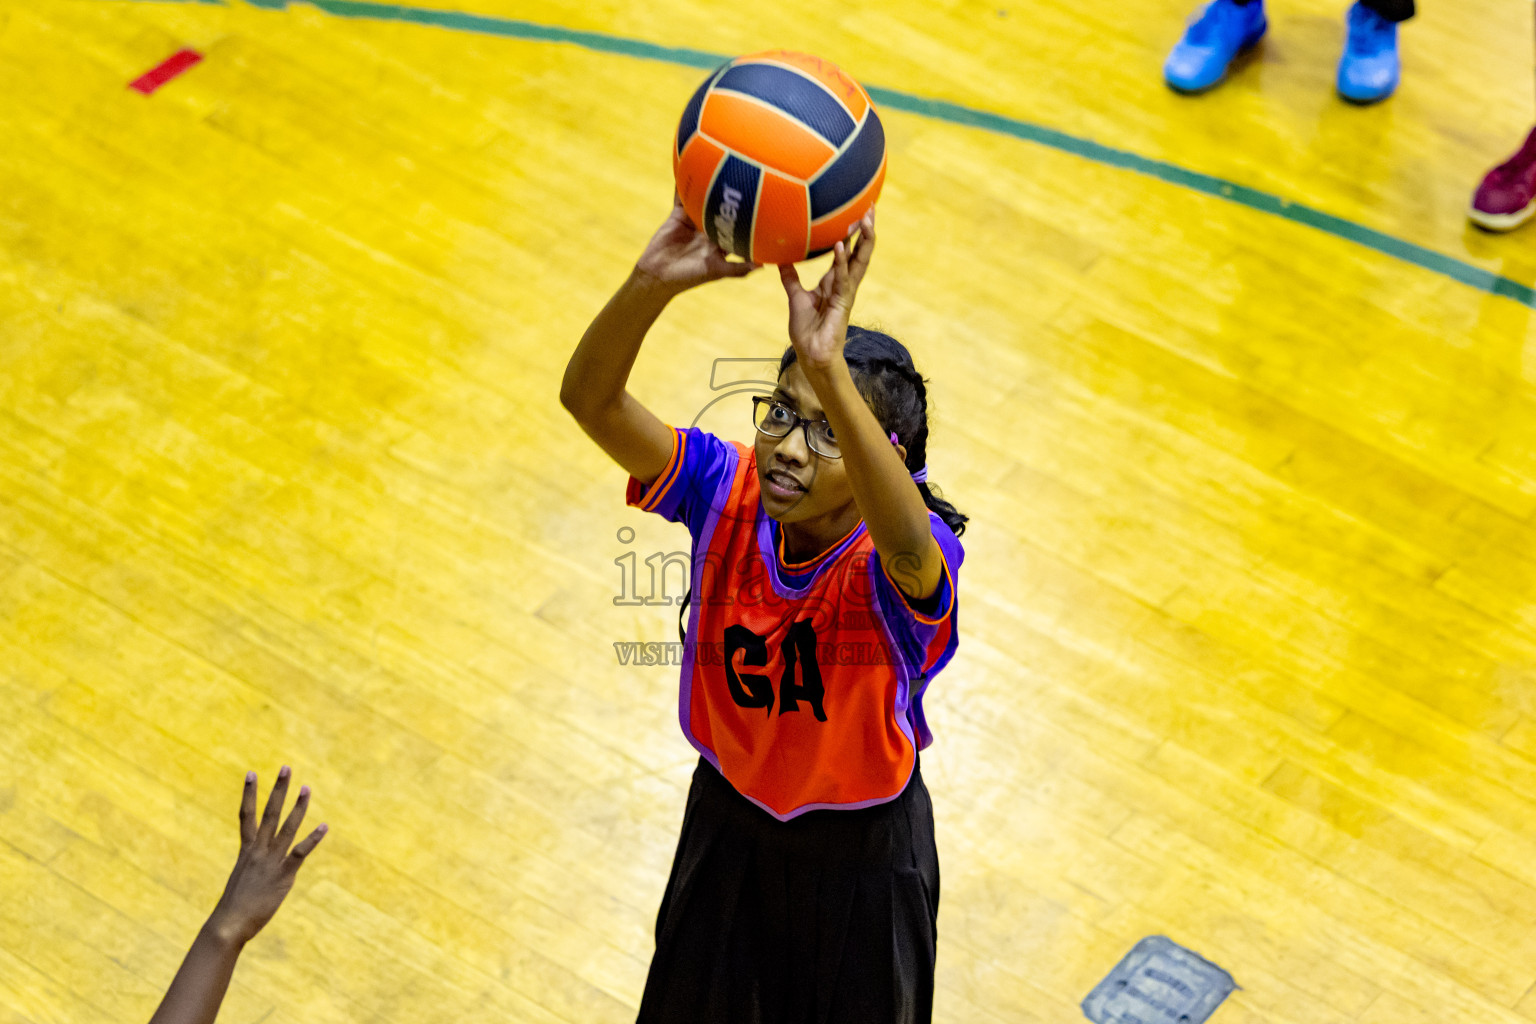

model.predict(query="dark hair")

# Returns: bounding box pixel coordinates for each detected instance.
[779,326,968,538]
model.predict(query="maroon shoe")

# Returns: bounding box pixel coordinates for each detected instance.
[1471,127,1536,232]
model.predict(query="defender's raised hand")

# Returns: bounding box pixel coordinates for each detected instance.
[209,767,326,946]
[148,768,328,1024]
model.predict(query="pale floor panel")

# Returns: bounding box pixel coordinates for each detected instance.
[3,1,1536,1022]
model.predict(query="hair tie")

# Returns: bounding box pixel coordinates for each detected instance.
[887,431,927,483]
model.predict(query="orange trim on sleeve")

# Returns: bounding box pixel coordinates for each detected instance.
[627,428,686,512]
[881,544,955,626]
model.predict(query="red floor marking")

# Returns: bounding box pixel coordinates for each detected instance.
[129,49,204,95]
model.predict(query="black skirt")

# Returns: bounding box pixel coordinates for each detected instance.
[636,757,940,1024]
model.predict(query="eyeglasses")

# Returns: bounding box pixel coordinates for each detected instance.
[751,396,840,459]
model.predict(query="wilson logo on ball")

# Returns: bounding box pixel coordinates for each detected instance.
[674,50,887,265]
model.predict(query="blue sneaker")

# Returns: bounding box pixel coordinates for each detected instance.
[1337,3,1400,103]
[1164,0,1268,94]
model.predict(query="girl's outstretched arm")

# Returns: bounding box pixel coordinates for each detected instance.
[148,768,327,1024]
[780,210,944,600]
[562,198,759,485]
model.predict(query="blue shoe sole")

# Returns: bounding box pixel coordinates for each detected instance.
[1336,82,1397,105]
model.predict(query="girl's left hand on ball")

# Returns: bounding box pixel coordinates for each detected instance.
[778,208,875,372]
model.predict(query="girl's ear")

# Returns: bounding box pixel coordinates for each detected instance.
[894,443,908,467]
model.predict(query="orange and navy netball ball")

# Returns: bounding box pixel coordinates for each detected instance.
[673,50,887,265]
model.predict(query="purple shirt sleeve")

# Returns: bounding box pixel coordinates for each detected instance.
[626,427,740,542]
[871,512,964,682]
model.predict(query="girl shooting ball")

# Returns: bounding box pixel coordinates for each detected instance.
[561,200,966,1024]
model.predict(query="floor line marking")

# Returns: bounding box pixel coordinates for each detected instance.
[106,0,1536,310]
[128,47,204,93]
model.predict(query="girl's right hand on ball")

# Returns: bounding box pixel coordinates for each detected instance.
[634,195,760,294]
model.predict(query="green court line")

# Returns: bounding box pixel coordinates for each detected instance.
[124,0,1536,310]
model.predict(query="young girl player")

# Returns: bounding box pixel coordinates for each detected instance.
[561,199,966,1024]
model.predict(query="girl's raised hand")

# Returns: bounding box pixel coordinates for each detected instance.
[634,195,760,293]
[778,208,875,371]
[208,768,327,946]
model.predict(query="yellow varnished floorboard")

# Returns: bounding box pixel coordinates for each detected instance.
[2,1,1535,1021]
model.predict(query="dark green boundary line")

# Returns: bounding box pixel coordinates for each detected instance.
[123,0,1536,309]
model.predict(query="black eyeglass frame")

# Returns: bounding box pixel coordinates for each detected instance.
[750,395,842,460]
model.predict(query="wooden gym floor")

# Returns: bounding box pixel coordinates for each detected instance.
[2,0,1535,1021]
